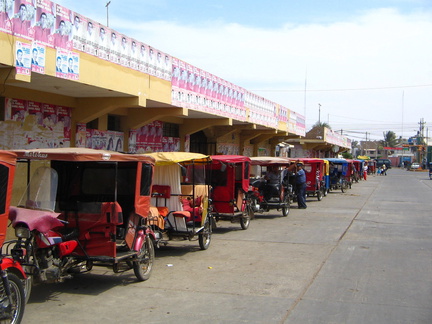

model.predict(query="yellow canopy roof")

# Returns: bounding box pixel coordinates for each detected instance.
[146,152,210,166]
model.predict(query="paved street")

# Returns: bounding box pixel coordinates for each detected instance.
[23,168,432,323]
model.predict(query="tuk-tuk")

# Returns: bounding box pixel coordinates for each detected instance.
[8,148,156,283]
[351,160,362,183]
[147,152,213,250]
[367,160,376,175]
[209,155,253,230]
[0,150,27,323]
[298,158,326,201]
[248,157,292,216]
[325,158,350,192]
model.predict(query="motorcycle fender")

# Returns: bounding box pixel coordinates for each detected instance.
[0,258,26,279]
[133,229,145,252]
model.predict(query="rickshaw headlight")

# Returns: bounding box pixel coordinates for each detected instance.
[15,226,31,239]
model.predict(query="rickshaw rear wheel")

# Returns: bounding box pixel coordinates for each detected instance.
[317,190,323,201]
[133,235,155,281]
[199,217,212,250]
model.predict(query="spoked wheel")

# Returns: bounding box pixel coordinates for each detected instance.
[240,203,253,230]
[199,217,212,250]
[22,274,32,304]
[281,193,290,216]
[341,180,348,193]
[133,235,155,281]
[317,189,323,201]
[0,273,26,324]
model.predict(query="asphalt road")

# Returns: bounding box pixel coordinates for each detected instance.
[22,168,432,323]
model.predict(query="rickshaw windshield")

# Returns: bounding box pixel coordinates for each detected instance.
[18,166,58,212]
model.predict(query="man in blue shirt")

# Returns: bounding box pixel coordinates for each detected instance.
[295,162,307,209]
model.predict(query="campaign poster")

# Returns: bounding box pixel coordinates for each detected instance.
[0,0,13,34]
[186,63,194,91]
[179,60,187,89]
[33,0,55,47]
[53,3,72,50]
[108,28,120,64]
[75,123,87,147]
[154,50,164,78]
[83,17,97,56]
[71,13,85,52]
[55,47,68,78]
[15,41,31,75]
[206,71,213,98]
[147,46,156,76]
[27,100,43,125]
[67,51,79,80]
[96,23,109,60]
[12,0,35,40]
[129,38,139,70]
[41,103,57,129]
[56,105,71,141]
[128,129,137,153]
[31,41,46,74]
[7,98,27,121]
[171,57,179,87]
[138,42,148,74]
[162,53,171,81]
[90,129,107,150]
[119,34,130,67]
[199,69,207,96]
[193,66,201,93]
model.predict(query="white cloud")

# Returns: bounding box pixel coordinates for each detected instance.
[115,8,432,139]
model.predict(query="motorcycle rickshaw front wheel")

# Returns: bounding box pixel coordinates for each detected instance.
[133,235,155,281]
[199,217,212,250]
[0,272,26,324]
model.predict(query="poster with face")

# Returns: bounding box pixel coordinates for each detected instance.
[53,4,72,49]
[129,38,139,70]
[147,46,156,76]
[83,17,97,56]
[67,51,79,80]
[33,0,55,47]
[12,0,35,40]
[56,105,71,141]
[97,23,109,60]
[71,13,85,52]
[0,0,14,34]
[41,103,57,128]
[119,34,130,67]
[15,41,31,75]
[163,53,171,81]
[7,98,27,121]
[138,42,148,73]
[27,100,43,125]
[108,29,120,64]
[171,57,179,87]
[31,41,46,74]
[55,47,68,78]
[179,60,187,89]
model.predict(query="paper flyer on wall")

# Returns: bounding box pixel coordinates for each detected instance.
[15,41,31,75]
[31,41,46,74]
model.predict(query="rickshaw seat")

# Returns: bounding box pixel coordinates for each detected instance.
[148,206,165,230]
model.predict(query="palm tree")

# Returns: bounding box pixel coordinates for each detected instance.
[382,131,397,148]
[312,121,331,129]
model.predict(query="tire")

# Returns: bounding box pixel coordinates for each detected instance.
[317,190,323,201]
[281,193,290,216]
[199,217,212,250]
[240,204,252,230]
[22,275,32,304]
[341,180,348,193]
[0,273,26,324]
[133,235,155,281]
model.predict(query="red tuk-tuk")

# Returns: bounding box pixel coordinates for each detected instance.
[248,157,292,216]
[297,158,326,201]
[8,148,156,283]
[209,155,253,230]
[147,152,213,250]
[351,160,361,183]
[0,151,27,323]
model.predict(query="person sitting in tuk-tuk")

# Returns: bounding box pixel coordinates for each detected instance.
[263,165,280,200]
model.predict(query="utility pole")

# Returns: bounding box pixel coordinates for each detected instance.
[318,103,321,124]
[106,1,111,27]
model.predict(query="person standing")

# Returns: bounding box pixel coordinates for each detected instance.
[363,163,368,180]
[295,162,307,209]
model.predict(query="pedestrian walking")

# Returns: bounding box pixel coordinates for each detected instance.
[363,163,368,180]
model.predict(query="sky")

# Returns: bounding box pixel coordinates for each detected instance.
[56,0,432,142]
